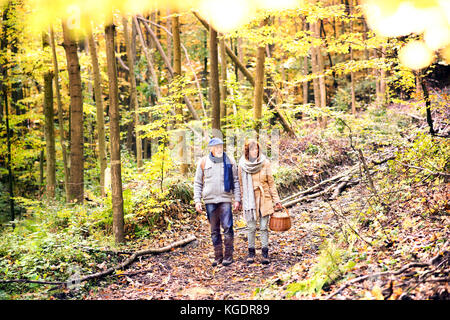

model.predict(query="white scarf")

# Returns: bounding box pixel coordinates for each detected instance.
[239,154,266,222]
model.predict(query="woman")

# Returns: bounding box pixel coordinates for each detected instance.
[238,139,282,264]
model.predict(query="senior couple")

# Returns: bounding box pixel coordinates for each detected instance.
[193,137,282,267]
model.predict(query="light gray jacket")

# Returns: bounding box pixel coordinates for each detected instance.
[193,155,241,204]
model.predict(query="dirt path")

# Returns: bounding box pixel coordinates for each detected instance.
[85,199,330,300]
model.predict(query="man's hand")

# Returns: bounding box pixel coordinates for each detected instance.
[233,201,241,212]
[195,202,203,213]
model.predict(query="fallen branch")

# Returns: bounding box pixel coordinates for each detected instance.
[325,251,447,300]
[280,166,359,204]
[0,235,197,288]
[280,151,394,207]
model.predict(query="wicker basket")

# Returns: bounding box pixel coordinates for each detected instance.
[269,206,291,232]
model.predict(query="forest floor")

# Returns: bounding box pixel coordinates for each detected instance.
[2,100,447,300]
[85,193,333,300]
[80,101,450,300]
[84,157,449,300]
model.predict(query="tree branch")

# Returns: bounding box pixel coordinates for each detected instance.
[0,235,197,288]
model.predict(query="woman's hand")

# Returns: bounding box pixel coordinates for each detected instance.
[233,201,241,212]
[274,202,283,211]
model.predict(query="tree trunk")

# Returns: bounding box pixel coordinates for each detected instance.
[62,21,84,204]
[43,71,56,200]
[105,22,125,244]
[49,26,69,199]
[253,18,269,133]
[219,34,227,125]
[86,24,107,197]
[303,55,309,104]
[419,74,435,136]
[349,0,357,115]
[379,46,387,107]
[310,22,321,110]
[314,21,327,127]
[209,25,221,134]
[302,16,309,105]
[171,12,188,175]
[237,37,244,82]
[166,9,172,66]
[1,7,14,221]
[122,16,142,170]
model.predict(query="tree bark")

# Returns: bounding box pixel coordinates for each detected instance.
[171,12,188,175]
[105,22,125,244]
[314,21,327,127]
[237,37,244,81]
[209,25,221,134]
[86,24,107,197]
[43,71,56,200]
[62,21,84,204]
[310,22,321,111]
[349,0,357,115]
[49,26,69,199]
[1,7,14,221]
[253,18,269,133]
[301,16,309,105]
[122,16,142,170]
[419,75,435,136]
[219,34,227,125]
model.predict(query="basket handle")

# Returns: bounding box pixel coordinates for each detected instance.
[275,204,290,217]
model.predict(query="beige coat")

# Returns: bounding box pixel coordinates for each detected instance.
[238,159,281,217]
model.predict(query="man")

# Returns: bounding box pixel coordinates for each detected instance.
[194,138,241,266]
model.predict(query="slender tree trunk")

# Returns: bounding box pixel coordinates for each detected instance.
[86,24,107,197]
[219,34,227,125]
[1,7,14,222]
[39,150,44,190]
[209,25,221,134]
[122,16,142,170]
[166,9,172,66]
[43,71,56,200]
[379,46,387,106]
[171,12,188,175]
[105,22,125,244]
[303,55,309,104]
[310,21,321,110]
[237,37,244,81]
[253,18,269,133]
[349,0,357,115]
[419,75,435,136]
[314,21,327,127]
[49,26,69,199]
[62,21,84,203]
[302,17,309,105]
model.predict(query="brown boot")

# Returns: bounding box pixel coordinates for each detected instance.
[212,245,223,267]
[262,247,270,265]
[222,238,234,266]
[247,247,255,264]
